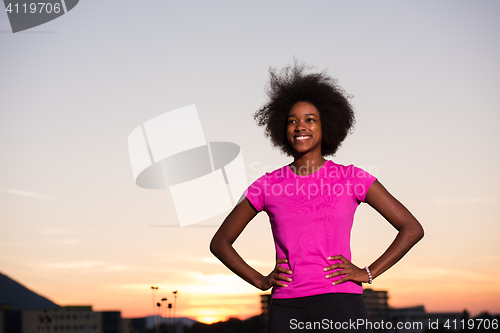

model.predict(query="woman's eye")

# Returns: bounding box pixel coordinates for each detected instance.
[307,118,315,122]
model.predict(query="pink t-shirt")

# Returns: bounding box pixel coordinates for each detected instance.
[244,160,377,299]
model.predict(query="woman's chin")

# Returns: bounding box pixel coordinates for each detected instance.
[291,144,320,155]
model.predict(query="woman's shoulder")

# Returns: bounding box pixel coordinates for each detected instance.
[248,163,288,185]
[263,164,289,181]
[325,160,373,179]
[325,160,351,173]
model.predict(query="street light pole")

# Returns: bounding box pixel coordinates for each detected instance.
[161,298,167,333]
[168,303,172,331]
[156,302,161,333]
[172,291,178,333]
[151,286,158,333]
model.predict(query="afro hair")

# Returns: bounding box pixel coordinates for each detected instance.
[253,61,355,156]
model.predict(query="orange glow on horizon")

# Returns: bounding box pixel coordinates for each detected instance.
[183,308,243,325]
[66,280,500,321]
[19,262,500,322]
[196,316,227,324]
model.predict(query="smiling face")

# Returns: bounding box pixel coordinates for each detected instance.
[287,101,322,156]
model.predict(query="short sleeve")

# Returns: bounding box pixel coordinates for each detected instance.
[351,166,377,203]
[243,173,267,212]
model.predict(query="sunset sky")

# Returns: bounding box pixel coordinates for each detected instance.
[1,0,499,324]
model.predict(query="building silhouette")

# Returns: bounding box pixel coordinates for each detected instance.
[362,288,389,322]
[0,305,121,333]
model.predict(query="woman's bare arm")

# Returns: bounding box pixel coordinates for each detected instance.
[210,197,292,290]
[363,180,424,279]
[324,180,424,284]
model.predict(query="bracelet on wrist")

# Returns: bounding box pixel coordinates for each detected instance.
[364,266,373,284]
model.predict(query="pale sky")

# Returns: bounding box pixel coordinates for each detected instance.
[1,0,499,323]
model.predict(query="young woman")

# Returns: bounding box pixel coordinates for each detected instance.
[210,62,424,332]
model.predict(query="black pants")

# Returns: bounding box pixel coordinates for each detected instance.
[268,293,374,333]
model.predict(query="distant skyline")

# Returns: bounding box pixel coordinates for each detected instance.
[1,0,499,324]
[1,269,494,322]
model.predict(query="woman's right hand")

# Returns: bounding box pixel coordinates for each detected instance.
[259,258,293,290]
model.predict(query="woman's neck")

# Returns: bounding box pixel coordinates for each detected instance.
[289,154,327,176]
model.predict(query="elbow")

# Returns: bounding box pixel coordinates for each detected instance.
[413,222,425,243]
[209,235,226,259]
[400,220,424,244]
[418,224,425,240]
[209,237,219,257]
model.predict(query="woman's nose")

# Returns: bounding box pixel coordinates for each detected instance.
[294,120,306,131]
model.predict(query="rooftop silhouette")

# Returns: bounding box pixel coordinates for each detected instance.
[0,271,58,310]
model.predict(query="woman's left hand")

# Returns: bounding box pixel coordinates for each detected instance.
[324,255,369,285]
